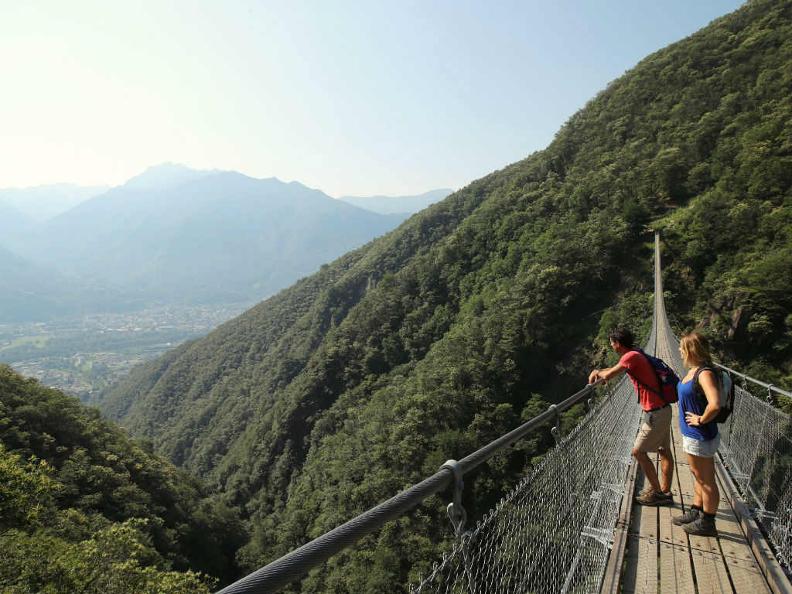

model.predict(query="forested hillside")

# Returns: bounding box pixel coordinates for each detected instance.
[0,365,244,593]
[102,1,792,590]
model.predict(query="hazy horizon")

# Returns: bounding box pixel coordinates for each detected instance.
[0,162,454,201]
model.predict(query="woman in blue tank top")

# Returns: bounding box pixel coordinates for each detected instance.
[674,332,722,537]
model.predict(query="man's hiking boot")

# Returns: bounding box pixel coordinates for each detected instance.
[682,513,717,537]
[635,490,674,506]
[672,507,701,526]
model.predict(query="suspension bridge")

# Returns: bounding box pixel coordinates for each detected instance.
[218,233,791,594]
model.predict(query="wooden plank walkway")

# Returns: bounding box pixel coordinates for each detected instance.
[620,406,771,594]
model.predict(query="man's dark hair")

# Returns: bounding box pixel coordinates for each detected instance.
[608,328,635,349]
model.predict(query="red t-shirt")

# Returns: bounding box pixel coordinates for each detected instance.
[619,350,666,411]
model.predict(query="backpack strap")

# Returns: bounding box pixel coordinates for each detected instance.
[693,366,720,401]
[694,366,717,389]
[626,349,665,401]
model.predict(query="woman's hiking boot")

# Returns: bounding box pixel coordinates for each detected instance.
[635,489,673,506]
[672,507,701,526]
[682,513,717,536]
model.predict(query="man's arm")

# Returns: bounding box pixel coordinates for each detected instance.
[588,364,627,384]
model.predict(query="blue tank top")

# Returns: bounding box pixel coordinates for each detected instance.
[678,376,718,441]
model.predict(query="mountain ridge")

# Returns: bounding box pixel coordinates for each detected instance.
[338,188,454,214]
[6,167,412,313]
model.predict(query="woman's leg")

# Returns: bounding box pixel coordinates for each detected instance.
[688,454,719,514]
[687,454,704,508]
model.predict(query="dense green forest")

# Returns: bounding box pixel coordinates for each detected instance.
[0,365,246,593]
[97,1,792,591]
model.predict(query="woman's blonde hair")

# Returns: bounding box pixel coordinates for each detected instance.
[679,332,713,367]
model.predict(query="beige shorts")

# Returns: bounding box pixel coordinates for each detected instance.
[633,405,672,453]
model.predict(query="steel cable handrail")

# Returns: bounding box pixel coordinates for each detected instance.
[411,353,644,593]
[714,362,792,400]
[216,379,608,594]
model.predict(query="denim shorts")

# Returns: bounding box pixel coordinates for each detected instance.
[683,433,720,458]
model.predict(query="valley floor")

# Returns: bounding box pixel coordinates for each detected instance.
[0,302,252,403]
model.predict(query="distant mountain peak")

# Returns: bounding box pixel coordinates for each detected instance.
[124,163,213,191]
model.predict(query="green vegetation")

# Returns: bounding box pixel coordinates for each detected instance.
[0,365,246,592]
[86,0,790,590]
[0,335,51,352]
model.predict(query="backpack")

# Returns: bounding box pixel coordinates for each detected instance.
[629,349,680,404]
[693,366,734,423]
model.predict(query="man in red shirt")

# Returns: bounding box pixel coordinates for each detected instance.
[589,328,674,506]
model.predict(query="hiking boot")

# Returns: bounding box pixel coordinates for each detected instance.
[635,490,674,506]
[682,513,717,537]
[672,507,701,526]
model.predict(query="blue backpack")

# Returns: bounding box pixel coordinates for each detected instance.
[630,349,680,404]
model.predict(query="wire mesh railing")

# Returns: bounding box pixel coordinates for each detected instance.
[216,379,617,594]
[717,373,792,572]
[409,366,642,593]
[408,234,672,594]
[657,326,792,574]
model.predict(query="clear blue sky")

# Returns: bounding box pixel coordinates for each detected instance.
[0,0,744,196]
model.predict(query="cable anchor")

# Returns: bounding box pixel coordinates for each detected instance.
[441,459,467,537]
[550,404,561,445]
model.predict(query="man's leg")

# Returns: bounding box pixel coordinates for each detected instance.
[658,447,674,494]
[633,414,663,493]
[657,407,674,493]
[632,448,662,492]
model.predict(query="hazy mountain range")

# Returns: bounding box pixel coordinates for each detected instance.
[0,165,448,321]
[0,184,108,222]
[338,188,453,214]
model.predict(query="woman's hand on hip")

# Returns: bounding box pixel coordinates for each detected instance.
[685,411,702,426]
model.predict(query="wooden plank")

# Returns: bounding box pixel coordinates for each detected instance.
[672,419,771,593]
[712,472,764,565]
[726,556,773,594]
[623,466,658,594]
[657,425,696,593]
[690,548,734,593]
[623,515,658,593]
[715,456,792,594]
[600,457,639,594]
[658,540,697,593]
[710,468,772,592]
[671,427,737,594]
[621,403,780,594]
[622,531,642,593]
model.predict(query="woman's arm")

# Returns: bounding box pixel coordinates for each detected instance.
[686,370,721,426]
